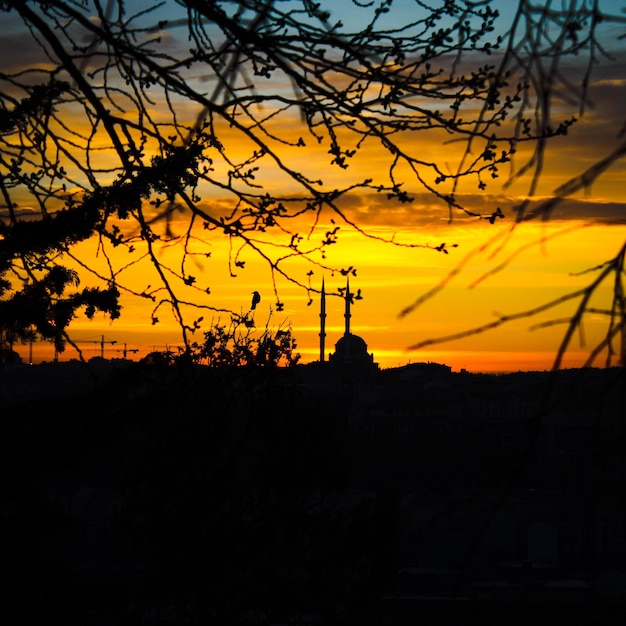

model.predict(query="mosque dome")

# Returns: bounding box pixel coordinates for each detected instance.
[334,333,368,356]
[330,332,374,367]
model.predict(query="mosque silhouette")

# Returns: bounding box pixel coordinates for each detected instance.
[319,277,378,372]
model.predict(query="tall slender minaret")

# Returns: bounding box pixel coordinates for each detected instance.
[343,276,352,361]
[319,277,326,362]
[344,276,352,337]
[620,312,626,367]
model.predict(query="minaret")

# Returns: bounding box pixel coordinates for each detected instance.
[344,276,352,337]
[343,276,351,360]
[620,312,626,367]
[319,278,326,362]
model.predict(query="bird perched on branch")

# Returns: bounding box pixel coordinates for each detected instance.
[251,291,261,310]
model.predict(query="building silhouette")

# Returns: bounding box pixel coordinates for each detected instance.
[320,277,378,372]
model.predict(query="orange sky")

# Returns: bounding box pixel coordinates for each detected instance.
[3,1,626,372]
[23,206,625,372]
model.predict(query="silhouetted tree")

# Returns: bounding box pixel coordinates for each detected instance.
[187,315,300,367]
[1,1,623,362]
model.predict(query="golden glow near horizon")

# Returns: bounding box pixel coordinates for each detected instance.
[3,1,626,372]
[22,215,625,372]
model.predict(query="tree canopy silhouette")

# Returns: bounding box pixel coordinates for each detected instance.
[0,0,624,364]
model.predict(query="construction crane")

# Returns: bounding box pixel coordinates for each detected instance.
[80,334,117,358]
[116,343,140,359]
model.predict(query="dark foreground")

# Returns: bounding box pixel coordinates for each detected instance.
[1,359,625,624]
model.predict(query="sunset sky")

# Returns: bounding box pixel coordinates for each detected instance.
[3,1,626,371]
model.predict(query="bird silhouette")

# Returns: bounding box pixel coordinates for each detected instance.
[251,291,261,310]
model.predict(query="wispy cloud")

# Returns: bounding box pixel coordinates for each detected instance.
[330,192,626,227]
